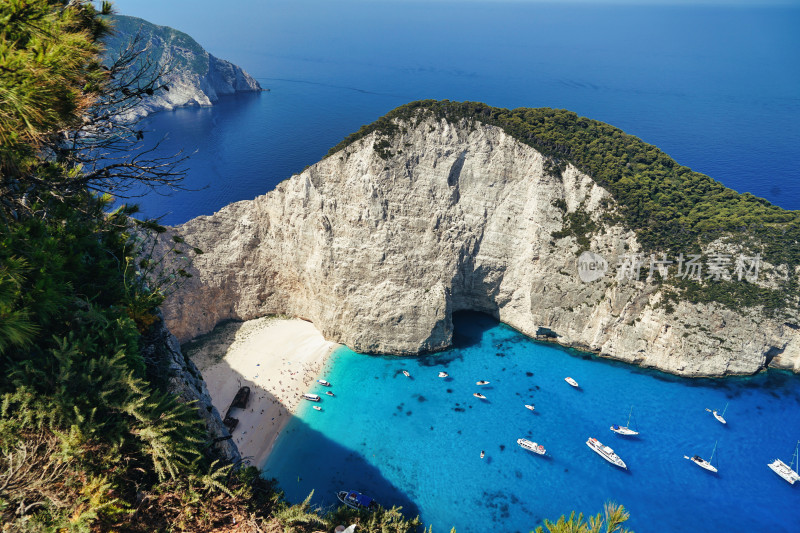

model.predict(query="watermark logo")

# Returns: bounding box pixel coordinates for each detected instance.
[577,251,608,283]
[576,251,761,283]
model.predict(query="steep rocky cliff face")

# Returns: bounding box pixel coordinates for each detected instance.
[103,15,261,118]
[161,114,800,377]
[141,316,241,464]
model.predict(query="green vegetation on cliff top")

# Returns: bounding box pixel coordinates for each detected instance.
[327,100,800,265]
[327,100,800,312]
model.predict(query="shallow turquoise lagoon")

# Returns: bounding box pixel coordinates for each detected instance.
[263,313,800,532]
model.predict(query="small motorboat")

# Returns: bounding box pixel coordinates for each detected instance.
[524,404,535,411]
[565,377,579,388]
[767,441,800,484]
[325,391,335,397]
[480,450,485,459]
[473,393,487,400]
[302,393,321,402]
[438,371,449,378]
[337,490,379,512]
[586,437,626,469]
[476,380,490,386]
[402,370,411,377]
[312,405,322,411]
[317,379,331,386]
[517,438,546,455]
[685,441,718,473]
[610,406,639,436]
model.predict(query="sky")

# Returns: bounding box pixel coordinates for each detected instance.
[108,0,800,66]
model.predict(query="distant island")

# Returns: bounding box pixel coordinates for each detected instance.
[102,15,262,118]
[163,100,800,378]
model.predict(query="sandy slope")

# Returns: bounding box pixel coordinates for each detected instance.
[185,317,338,468]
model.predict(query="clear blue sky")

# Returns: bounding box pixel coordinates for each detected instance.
[108,0,799,65]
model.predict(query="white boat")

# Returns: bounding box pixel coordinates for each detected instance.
[524,404,535,411]
[565,377,579,388]
[325,391,335,397]
[337,490,379,512]
[312,405,322,411]
[402,370,411,377]
[610,406,639,436]
[476,380,490,386]
[473,393,487,400]
[302,393,321,402]
[706,402,728,424]
[684,441,718,473]
[317,379,331,386]
[438,371,449,378]
[586,437,626,469]
[517,438,546,455]
[768,441,800,484]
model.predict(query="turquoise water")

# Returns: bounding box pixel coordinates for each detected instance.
[263,313,800,532]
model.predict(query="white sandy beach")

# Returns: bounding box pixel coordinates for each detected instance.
[185,317,338,468]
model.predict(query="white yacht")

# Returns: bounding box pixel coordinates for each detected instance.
[476,380,490,385]
[517,438,546,455]
[524,404,535,411]
[610,406,639,436]
[438,371,449,378]
[684,441,718,473]
[473,393,487,400]
[768,442,800,484]
[302,393,321,402]
[586,437,626,469]
[312,405,322,411]
[317,379,331,386]
[565,377,579,388]
[706,402,728,424]
[402,370,411,377]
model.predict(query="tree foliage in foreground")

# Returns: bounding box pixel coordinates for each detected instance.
[534,502,633,533]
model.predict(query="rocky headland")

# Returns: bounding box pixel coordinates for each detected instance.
[161,101,800,377]
[103,15,262,119]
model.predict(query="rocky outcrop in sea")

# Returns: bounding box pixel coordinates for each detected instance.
[160,108,800,377]
[103,15,262,119]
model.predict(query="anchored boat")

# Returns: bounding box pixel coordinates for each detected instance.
[685,441,718,473]
[706,402,729,424]
[768,441,800,484]
[611,406,639,436]
[524,404,535,411]
[337,490,379,512]
[565,377,579,388]
[473,393,487,400]
[317,379,331,386]
[586,437,627,469]
[438,371,449,378]
[517,438,546,455]
[302,393,321,402]
[476,380,490,386]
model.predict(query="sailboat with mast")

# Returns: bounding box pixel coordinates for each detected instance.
[685,441,718,473]
[706,402,729,424]
[610,406,639,436]
[767,441,800,485]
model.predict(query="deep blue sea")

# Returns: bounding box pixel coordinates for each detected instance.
[263,313,800,533]
[132,2,800,226]
[126,3,800,530]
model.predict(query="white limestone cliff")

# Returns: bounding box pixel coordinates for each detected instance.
[161,116,800,377]
[104,15,262,120]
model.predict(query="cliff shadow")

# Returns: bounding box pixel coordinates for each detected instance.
[451,311,499,350]
[183,326,421,519]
